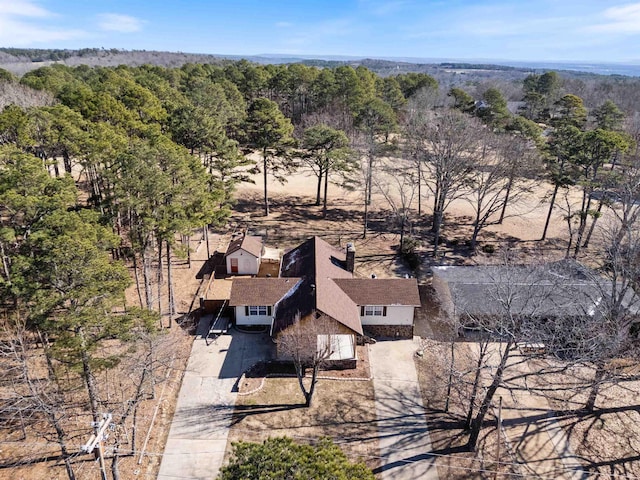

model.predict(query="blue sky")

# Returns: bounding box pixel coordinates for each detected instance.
[1,0,640,63]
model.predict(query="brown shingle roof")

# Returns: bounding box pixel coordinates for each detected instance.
[273,237,361,334]
[225,234,262,258]
[317,278,363,334]
[280,236,350,279]
[229,278,301,306]
[333,278,421,306]
[232,237,415,336]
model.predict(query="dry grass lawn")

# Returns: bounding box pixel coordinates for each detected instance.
[414,339,521,479]
[528,359,640,478]
[226,377,380,471]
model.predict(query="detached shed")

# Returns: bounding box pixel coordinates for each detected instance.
[225,233,263,275]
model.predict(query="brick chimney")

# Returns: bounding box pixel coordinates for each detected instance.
[346,242,356,273]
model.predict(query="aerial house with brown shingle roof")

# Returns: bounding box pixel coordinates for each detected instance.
[227,236,420,367]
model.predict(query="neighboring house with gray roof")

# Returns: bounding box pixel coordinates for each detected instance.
[432,260,639,329]
[228,236,420,365]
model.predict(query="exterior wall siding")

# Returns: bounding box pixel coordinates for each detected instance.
[234,306,273,326]
[360,305,415,326]
[226,250,260,275]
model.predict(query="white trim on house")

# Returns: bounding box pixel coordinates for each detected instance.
[318,334,356,361]
[248,305,269,316]
[364,305,385,316]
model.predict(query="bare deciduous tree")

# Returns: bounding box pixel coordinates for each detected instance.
[464,132,536,251]
[108,317,181,480]
[442,256,568,451]
[408,108,481,256]
[582,217,640,411]
[373,162,417,251]
[276,314,344,407]
[0,316,78,480]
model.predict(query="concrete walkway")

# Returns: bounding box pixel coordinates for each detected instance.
[157,323,273,480]
[369,338,439,480]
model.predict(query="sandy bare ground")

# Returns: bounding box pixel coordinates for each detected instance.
[414,333,640,478]
[227,378,379,471]
[528,358,640,479]
[233,156,604,273]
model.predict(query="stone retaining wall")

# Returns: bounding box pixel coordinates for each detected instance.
[363,325,413,339]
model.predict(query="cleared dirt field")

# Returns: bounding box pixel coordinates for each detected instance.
[232,156,602,277]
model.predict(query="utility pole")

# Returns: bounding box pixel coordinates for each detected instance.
[81,413,112,480]
[444,340,455,413]
[494,396,503,480]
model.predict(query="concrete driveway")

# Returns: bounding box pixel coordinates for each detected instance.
[157,323,273,480]
[369,338,439,480]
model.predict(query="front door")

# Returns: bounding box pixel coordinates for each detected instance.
[230,257,238,273]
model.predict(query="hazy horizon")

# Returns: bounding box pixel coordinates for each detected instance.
[2,1,640,64]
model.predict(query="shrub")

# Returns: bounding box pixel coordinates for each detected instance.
[482,244,496,254]
[401,236,421,270]
[219,437,374,479]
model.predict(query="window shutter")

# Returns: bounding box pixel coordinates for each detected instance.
[245,306,249,316]
[360,306,365,316]
[267,306,272,316]
[383,306,387,316]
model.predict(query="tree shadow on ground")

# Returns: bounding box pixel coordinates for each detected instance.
[174,310,200,334]
[228,378,379,471]
[230,403,306,425]
[414,285,455,340]
[417,342,640,478]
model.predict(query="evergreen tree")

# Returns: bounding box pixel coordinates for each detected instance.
[301,124,355,217]
[242,97,295,216]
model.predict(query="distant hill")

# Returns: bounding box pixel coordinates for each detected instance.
[1,47,639,80]
[0,48,229,76]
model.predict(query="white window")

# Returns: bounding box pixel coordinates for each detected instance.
[364,305,385,316]
[248,306,269,316]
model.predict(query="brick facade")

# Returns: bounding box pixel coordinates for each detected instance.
[363,324,413,339]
